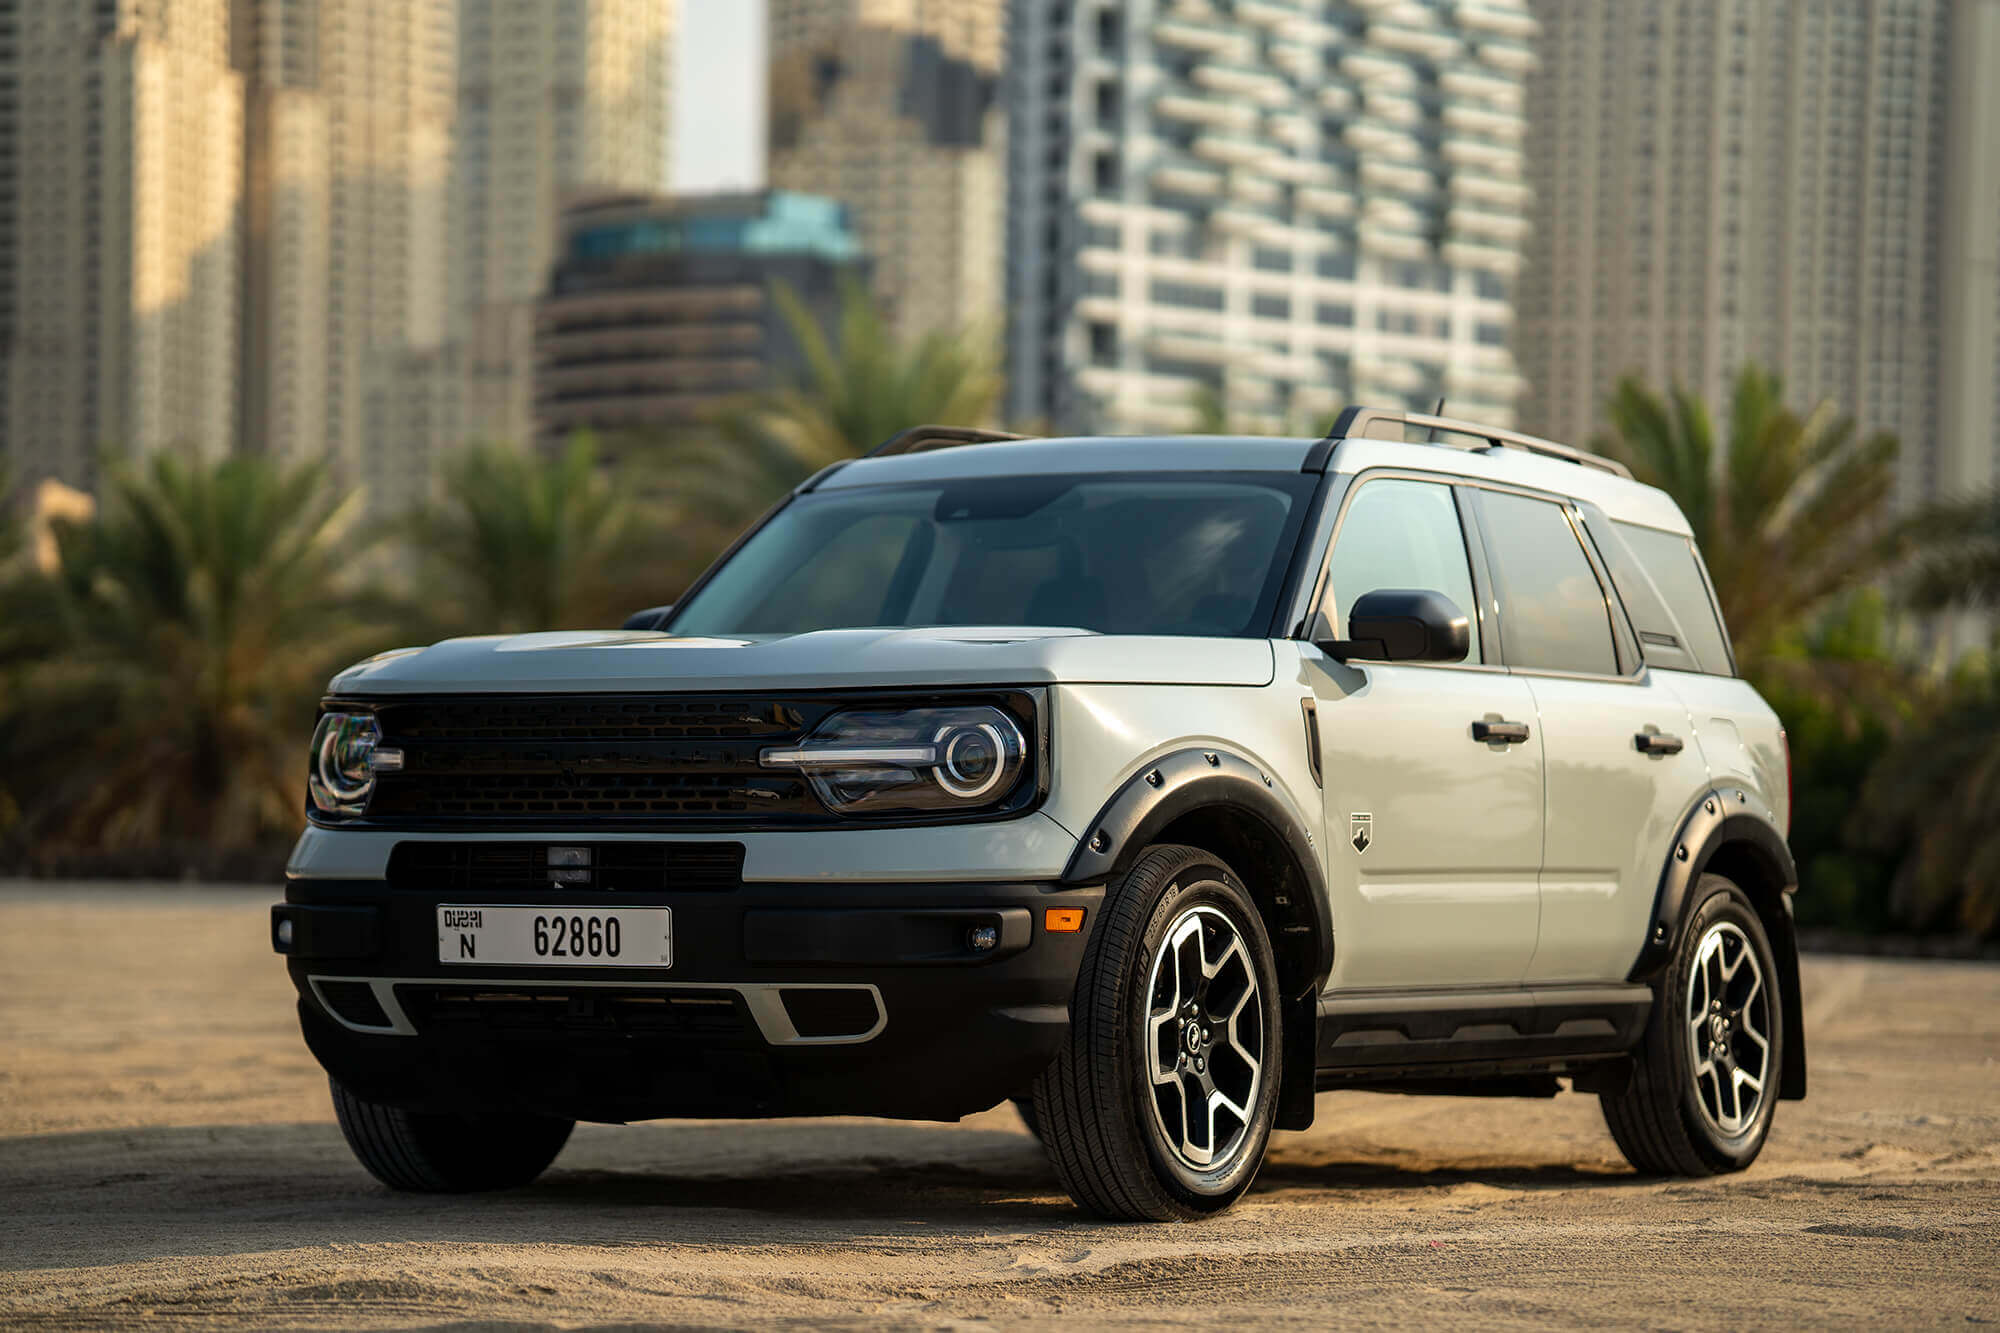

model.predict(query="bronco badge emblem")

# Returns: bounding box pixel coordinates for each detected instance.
[1350,812,1373,854]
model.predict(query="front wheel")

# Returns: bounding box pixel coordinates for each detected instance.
[1032,843,1282,1221]
[1600,874,1782,1175]
[331,1079,574,1193]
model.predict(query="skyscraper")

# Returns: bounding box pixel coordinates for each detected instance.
[1005,0,1537,436]
[767,0,1005,345]
[1516,0,2000,506]
[237,0,459,510]
[1,0,244,491]
[458,0,675,447]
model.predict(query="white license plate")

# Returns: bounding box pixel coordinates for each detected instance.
[437,905,672,967]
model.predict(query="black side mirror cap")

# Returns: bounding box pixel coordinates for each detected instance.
[1316,589,1470,664]
[621,604,675,631]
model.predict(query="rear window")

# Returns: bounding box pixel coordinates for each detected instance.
[1608,522,1735,676]
[1477,490,1620,676]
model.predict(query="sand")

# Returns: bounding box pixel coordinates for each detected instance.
[1,882,1996,1329]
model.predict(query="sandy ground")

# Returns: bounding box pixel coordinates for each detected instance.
[1,884,1996,1331]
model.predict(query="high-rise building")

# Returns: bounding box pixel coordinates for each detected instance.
[1,0,244,491]
[535,190,863,448]
[767,0,1005,346]
[1516,0,2000,506]
[1005,0,1537,436]
[236,0,459,511]
[458,0,675,447]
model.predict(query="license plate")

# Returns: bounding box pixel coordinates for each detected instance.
[436,905,672,967]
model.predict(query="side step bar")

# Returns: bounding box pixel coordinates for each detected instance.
[1315,984,1651,1078]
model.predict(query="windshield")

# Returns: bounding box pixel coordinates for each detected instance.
[670,471,1317,638]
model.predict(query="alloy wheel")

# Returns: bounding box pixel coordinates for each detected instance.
[1143,904,1265,1171]
[1684,920,1772,1137]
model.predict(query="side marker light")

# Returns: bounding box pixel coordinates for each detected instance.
[1044,908,1085,933]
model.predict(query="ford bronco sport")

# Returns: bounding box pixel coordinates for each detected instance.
[275,407,1803,1221]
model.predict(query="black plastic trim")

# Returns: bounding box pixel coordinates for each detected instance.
[1059,747,1334,994]
[1315,984,1652,1074]
[1628,788,1805,1099]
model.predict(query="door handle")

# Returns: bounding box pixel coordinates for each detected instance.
[1635,730,1685,756]
[1472,720,1531,745]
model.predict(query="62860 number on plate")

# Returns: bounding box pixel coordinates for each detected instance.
[436,905,672,967]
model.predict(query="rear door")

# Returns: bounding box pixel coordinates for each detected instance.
[1469,488,1712,983]
[1303,475,1544,990]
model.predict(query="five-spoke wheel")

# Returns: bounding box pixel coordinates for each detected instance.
[1031,843,1282,1220]
[1684,920,1772,1138]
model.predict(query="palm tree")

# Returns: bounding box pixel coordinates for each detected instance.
[1861,492,2000,936]
[1592,365,1905,677]
[677,279,1004,522]
[402,434,638,634]
[0,453,388,862]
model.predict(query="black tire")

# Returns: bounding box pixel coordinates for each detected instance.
[330,1078,574,1193]
[1601,874,1783,1175]
[1032,843,1282,1221]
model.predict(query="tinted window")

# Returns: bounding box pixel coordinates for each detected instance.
[1324,479,1480,664]
[671,473,1315,638]
[1479,490,1618,675]
[1614,522,1735,676]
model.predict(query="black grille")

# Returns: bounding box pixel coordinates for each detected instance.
[362,694,838,826]
[386,841,744,894]
[397,986,753,1040]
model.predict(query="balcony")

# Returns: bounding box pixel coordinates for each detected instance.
[1474,36,1536,75]
[1150,19,1254,61]
[1341,49,1419,89]
[1343,119,1423,159]
[1150,162,1227,197]
[1448,205,1530,242]
[1369,21,1462,63]
[1442,137,1524,172]
[1360,158,1435,196]
[1153,91,1260,133]
[1455,1,1539,41]
[1443,102,1526,138]
[1193,130,1275,169]
[1192,61,1294,106]
[1439,66,1523,106]
[1449,171,1532,208]
[1298,185,1359,218]
[1442,238,1525,276]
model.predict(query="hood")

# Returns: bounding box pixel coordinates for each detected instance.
[327,626,1276,695]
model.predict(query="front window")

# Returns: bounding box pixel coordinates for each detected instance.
[670,472,1317,638]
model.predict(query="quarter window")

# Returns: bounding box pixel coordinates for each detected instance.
[1478,491,1619,675]
[1613,522,1735,676]
[1324,479,1481,664]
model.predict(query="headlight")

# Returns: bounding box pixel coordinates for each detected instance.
[308,711,384,818]
[760,705,1030,816]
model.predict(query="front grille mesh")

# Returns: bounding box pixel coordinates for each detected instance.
[361,694,836,826]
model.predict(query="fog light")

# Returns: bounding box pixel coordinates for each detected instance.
[968,925,999,952]
[274,917,294,952]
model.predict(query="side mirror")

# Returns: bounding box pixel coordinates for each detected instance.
[621,604,674,631]
[1317,589,1469,663]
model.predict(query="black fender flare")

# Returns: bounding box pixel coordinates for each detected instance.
[1061,747,1333,1130]
[1629,786,1806,1100]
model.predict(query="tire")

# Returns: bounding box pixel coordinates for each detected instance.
[1601,874,1783,1176]
[330,1078,574,1193]
[1012,1095,1042,1141]
[1032,843,1283,1221]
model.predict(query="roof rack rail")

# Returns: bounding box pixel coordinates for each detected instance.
[1322,406,1633,480]
[868,424,1032,457]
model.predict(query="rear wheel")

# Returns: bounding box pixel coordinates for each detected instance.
[330,1079,574,1193]
[1033,843,1281,1221]
[1601,875,1782,1175]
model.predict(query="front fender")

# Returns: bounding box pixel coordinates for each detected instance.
[1060,746,1333,992]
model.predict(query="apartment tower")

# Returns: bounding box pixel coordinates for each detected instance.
[767,0,1005,345]
[236,0,459,510]
[458,0,675,447]
[1,0,243,491]
[1516,0,2000,506]
[1006,0,1538,436]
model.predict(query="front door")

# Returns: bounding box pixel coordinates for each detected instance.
[1304,476,1544,990]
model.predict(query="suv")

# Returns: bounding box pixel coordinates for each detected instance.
[274,408,1804,1221]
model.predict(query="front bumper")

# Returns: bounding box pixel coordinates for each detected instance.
[276,873,1101,1123]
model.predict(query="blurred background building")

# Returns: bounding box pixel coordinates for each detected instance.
[457,0,676,448]
[1516,0,2000,507]
[2,0,244,493]
[534,188,860,448]
[1006,0,1536,435]
[766,0,1004,347]
[237,0,459,512]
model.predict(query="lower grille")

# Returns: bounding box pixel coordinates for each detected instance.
[396,986,753,1040]
[386,840,744,894]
